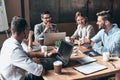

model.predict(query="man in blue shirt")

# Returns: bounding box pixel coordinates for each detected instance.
[80,10,120,57]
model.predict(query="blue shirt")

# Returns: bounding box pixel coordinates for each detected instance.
[91,24,120,57]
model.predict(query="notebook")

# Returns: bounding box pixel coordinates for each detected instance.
[32,45,41,52]
[40,40,73,70]
[74,62,107,75]
[21,41,41,52]
[44,32,66,46]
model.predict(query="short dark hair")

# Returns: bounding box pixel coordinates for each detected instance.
[41,11,51,18]
[11,16,27,35]
[96,10,113,23]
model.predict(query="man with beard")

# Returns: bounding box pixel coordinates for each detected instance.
[79,10,120,57]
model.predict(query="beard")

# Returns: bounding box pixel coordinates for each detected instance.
[98,26,106,30]
[101,26,106,29]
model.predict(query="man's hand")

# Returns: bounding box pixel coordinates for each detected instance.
[43,22,52,33]
[47,49,57,57]
[32,57,40,64]
[78,38,94,46]
[78,38,91,45]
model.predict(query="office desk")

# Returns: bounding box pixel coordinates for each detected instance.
[43,46,120,80]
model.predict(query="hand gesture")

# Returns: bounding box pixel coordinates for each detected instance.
[43,22,52,33]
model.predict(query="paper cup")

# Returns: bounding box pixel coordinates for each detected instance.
[65,36,70,42]
[53,61,62,74]
[103,52,110,62]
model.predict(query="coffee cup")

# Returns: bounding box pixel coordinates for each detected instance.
[102,52,110,61]
[41,46,47,53]
[65,36,70,42]
[53,61,62,74]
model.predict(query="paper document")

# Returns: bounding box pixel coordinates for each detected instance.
[21,42,41,52]
[74,62,107,75]
[32,45,41,52]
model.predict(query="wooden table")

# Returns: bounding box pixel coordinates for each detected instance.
[43,46,120,80]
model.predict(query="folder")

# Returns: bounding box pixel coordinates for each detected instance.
[74,62,107,75]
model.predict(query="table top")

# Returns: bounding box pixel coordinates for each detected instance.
[43,46,120,80]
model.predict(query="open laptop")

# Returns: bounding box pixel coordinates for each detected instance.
[44,32,66,46]
[40,40,73,70]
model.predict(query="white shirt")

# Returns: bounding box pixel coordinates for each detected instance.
[0,37,43,80]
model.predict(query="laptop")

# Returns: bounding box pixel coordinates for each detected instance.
[44,32,66,46]
[40,40,73,70]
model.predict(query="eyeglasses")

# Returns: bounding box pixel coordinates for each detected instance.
[42,17,51,19]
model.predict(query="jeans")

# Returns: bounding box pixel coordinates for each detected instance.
[25,73,44,80]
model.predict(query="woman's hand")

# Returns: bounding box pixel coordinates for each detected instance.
[78,38,91,45]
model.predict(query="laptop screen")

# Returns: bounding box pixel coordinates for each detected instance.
[57,40,73,65]
[44,32,66,46]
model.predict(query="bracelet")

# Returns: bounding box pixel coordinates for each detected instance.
[44,52,47,57]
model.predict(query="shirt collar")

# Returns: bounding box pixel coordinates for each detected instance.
[104,23,118,35]
[10,37,22,47]
[42,22,46,26]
